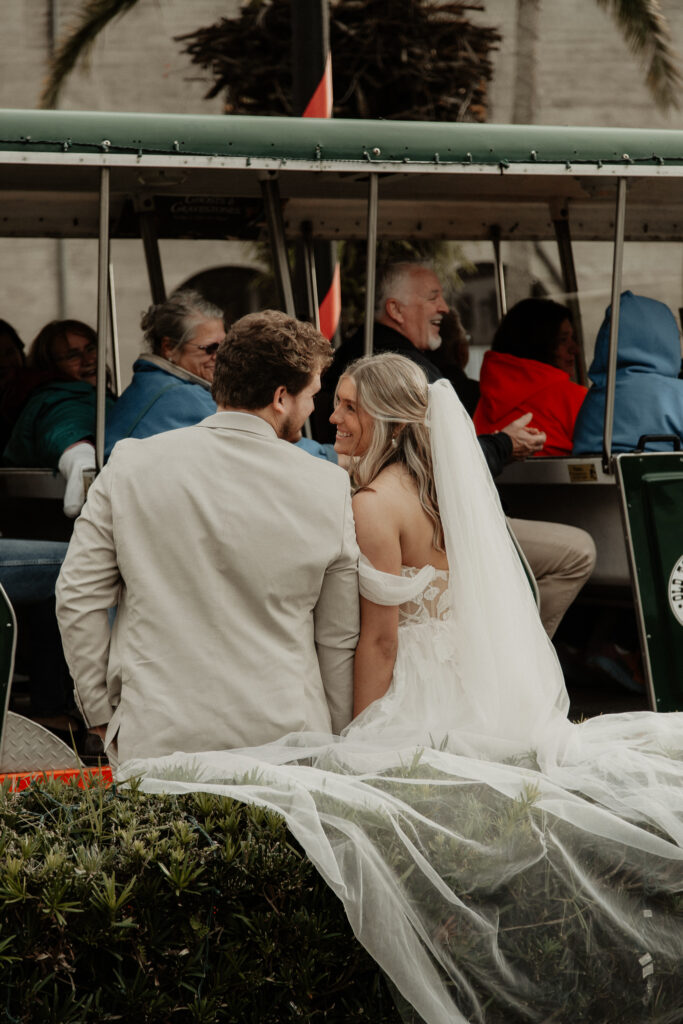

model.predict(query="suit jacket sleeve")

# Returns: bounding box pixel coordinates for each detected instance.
[478,432,513,478]
[314,483,360,733]
[55,462,121,728]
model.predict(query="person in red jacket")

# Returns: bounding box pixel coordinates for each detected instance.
[474,299,587,456]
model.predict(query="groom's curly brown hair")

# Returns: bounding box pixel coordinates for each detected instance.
[212,309,333,409]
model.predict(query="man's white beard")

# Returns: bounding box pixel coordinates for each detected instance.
[426,334,443,352]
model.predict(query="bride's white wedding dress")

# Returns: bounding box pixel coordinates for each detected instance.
[122,381,683,1024]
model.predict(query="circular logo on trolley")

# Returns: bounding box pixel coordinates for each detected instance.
[668,557,683,625]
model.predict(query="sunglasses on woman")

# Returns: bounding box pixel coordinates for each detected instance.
[186,340,222,355]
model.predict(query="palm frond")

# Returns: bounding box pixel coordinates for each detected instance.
[595,0,681,110]
[41,0,143,109]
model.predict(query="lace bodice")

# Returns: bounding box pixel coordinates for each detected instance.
[398,565,450,625]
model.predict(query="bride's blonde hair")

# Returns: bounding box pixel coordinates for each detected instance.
[341,353,444,552]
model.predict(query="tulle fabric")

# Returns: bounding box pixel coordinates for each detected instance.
[358,554,438,605]
[121,380,683,1023]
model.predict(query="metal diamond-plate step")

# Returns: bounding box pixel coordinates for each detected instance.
[0,711,81,772]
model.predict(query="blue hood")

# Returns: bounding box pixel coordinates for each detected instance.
[573,292,683,454]
[588,291,681,383]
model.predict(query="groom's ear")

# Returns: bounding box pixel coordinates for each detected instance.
[272,384,288,413]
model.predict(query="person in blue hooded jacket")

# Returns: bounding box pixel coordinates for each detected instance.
[573,291,683,454]
[106,289,338,464]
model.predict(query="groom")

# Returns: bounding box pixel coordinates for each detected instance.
[56,310,360,765]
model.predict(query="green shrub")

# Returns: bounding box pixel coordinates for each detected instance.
[0,776,401,1024]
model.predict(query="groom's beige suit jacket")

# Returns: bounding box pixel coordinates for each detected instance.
[56,412,360,762]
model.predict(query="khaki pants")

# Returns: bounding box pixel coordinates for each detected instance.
[508,518,596,639]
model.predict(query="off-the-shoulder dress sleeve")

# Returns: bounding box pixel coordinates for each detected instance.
[358,554,436,606]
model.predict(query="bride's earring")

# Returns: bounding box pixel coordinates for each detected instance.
[391,435,398,448]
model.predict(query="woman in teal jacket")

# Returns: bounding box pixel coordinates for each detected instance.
[3,319,114,516]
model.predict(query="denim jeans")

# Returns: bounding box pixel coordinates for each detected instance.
[0,539,71,717]
[0,539,69,603]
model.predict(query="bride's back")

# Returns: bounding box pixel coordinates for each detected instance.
[353,462,449,573]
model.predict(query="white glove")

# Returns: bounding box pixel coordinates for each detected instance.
[58,442,96,518]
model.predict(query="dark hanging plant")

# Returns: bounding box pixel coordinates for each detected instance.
[177,0,501,123]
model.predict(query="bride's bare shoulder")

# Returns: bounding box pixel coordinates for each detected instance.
[351,468,405,570]
[353,465,413,511]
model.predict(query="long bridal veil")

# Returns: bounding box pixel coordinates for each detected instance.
[427,378,573,762]
[123,380,683,1024]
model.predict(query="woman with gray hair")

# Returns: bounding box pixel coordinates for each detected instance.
[104,289,224,459]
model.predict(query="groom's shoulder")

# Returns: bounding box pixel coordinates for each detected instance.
[283,438,348,483]
[281,442,351,506]
[107,424,349,495]
[106,423,205,464]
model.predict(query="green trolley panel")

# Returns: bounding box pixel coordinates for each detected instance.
[616,452,683,712]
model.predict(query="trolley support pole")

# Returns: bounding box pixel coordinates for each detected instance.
[363,174,379,357]
[139,212,166,305]
[552,213,586,385]
[491,226,507,320]
[261,177,296,316]
[261,178,311,437]
[302,220,321,331]
[95,167,110,472]
[602,177,627,473]
[108,261,122,396]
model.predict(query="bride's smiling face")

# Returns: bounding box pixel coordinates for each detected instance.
[330,375,374,457]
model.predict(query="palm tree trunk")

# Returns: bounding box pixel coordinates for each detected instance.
[512,0,541,125]
[510,0,542,302]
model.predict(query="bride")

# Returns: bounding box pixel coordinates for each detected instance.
[124,354,683,1024]
[335,354,573,760]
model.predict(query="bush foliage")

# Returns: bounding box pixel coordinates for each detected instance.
[0,776,400,1024]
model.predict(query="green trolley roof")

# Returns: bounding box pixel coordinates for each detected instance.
[1,109,683,243]
[1,109,683,168]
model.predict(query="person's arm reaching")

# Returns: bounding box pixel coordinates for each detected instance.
[314,482,360,733]
[477,433,513,477]
[477,413,546,477]
[55,461,122,732]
